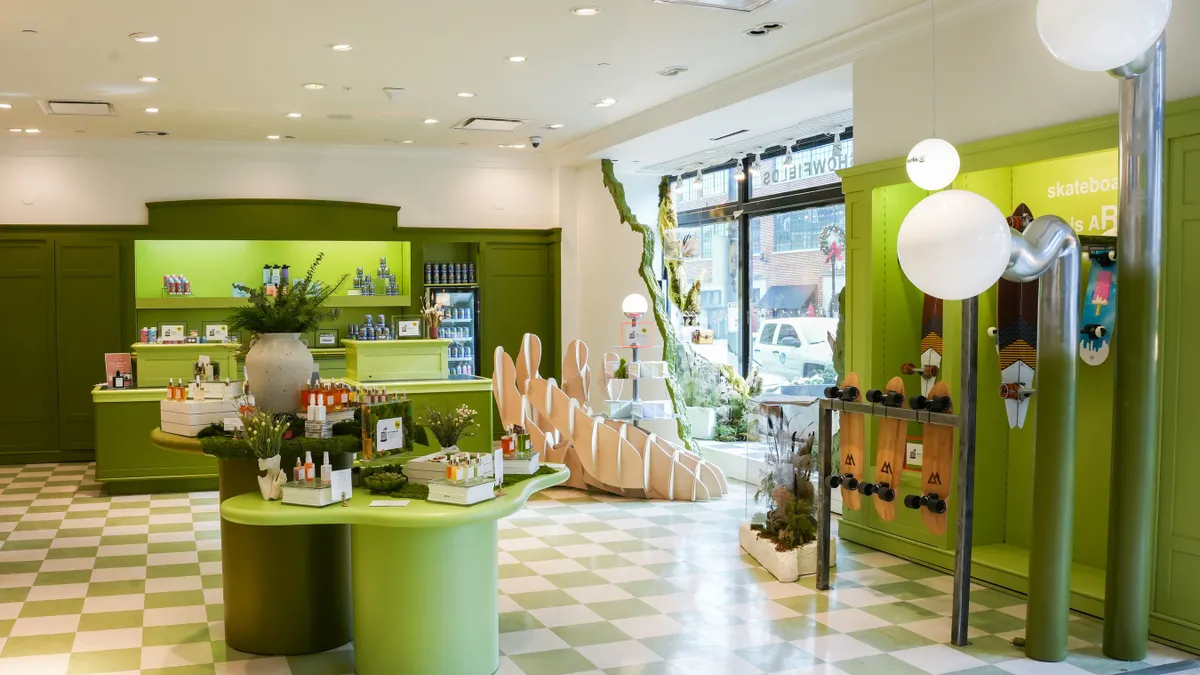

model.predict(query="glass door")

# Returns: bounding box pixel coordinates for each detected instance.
[428,287,479,376]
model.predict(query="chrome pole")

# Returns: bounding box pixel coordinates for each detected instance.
[1006,217,1081,662]
[1104,36,1166,661]
[950,295,979,646]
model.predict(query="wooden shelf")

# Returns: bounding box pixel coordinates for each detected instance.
[136,295,410,310]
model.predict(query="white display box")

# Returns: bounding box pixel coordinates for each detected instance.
[160,399,239,437]
[633,400,671,419]
[405,451,495,485]
[629,361,668,380]
[282,469,353,507]
[502,452,540,475]
[427,477,496,506]
[604,400,633,418]
[200,380,244,401]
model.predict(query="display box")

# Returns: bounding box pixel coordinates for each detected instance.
[629,361,668,380]
[427,477,496,506]
[134,343,241,388]
[342,339,451,381]
[503,452,540,475]
[282,469,353,507]
[405,450,495,485]
[633,400,671,420]
[160,398,239,437]
[604,400,633,418]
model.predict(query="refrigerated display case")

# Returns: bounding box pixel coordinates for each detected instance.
[427,285,480,376]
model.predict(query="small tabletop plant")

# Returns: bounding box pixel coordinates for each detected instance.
[240,409,288,459]
[421,295,444,336]
[228,253,347,336]
[422,403,478,450]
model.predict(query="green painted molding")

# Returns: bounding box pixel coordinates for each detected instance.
[91,385,167,403]
[600,160,695,450]
[147,198,401,212]
[342,376,493,394]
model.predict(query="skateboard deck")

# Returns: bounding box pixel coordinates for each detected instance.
[903,296,944,396]
[995,204,1038,429]
[873,376,907,522]
[838,374,863,511]
[1080,250,1117,366]
[917,381,953,535]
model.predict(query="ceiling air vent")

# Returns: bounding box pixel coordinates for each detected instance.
[655,0,774,12]
[39,100,116,116]
[710,128,749,142]
[453,117,530,132]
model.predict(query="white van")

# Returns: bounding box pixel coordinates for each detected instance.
[752,317,836,380]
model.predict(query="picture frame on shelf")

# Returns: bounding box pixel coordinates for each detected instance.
[391,315,423,339]
[202,322,230,343]
[315,329,339,347]
[157,321,187,344]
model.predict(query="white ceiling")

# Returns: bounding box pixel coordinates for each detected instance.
[0,0,921,153]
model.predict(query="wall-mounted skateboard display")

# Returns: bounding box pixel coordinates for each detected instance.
[824,374,863,511]
[863,376,907,521]
[901,296,944,396]
[989,204,1038,429]
[1080,248,1117,366]
[905,381,953,535]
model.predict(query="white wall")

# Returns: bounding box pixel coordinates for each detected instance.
[0,139,556,228]
[853,0,1200,165]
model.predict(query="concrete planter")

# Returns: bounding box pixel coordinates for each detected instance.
[687,406,717,440]
[244,333,313,414]
[738,522,836,583]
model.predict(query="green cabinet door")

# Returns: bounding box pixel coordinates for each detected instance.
[0,239,58,458]
[1156,133,1200,629]
[55,240,124,451]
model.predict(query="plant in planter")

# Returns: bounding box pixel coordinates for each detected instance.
[675,347,719,440]
[683,280,702,326]
[714,365,763,442]
[422,403,478,453]
[421,295,444,339]
[229,254,346,414]
[605,356,629,401]
[240,409,290,500]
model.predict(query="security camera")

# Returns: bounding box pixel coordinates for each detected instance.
[530,135,542,149]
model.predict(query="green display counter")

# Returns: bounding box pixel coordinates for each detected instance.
[221,467,570,675]
[343,339,450,381]
[92,387,217,494]
[133,342,241,387]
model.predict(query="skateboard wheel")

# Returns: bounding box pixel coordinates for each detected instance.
[999,382,1019,400]
[1108,251,1117,262]
[1082,324,1107,339]
[909,395,928,410]
[987,326,998,338]
[859,482,877,496]
[903,494,922,510]
[879,486,897,502]
[884,391,905,408]
[928,396,952,413]
[865,389,885,404]
[823,386,841,399]
[900,363,916,375]
[844,476,859,491]
[841,386,860,402]
[827,475,843,489]
[925,365,940,378]
[929,498,948,515]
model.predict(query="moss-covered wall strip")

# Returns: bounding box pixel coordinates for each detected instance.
[601,161,695,450]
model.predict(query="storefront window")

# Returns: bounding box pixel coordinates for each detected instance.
[673,166,736,211]
[750,137,854,199]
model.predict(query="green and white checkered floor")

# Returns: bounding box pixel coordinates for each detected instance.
[0,462,1193,675]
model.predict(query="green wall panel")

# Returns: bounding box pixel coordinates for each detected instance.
[0,239,58,458]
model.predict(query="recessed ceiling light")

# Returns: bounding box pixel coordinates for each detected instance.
[592,98,617,108]
[139,76,159,83]
[424,119,439,124]
[498,144,526,149]
[658,66,689,77]
[0,104,11,109]
[302,82,325,90]
[145,107,159,113]
[286,112,302,118]
[506,56,527,63]
[130,33,159,43]
[266,135,281,140]
[402,140,414,144]
[8,128,21,133]
[457,92,476,98]
[135,130,169,136]
[572,6,601,15]
[330,44,352,51]
[545,123,565,129]
[25,129,40,133]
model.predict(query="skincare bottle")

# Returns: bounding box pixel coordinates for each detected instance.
[280,265,290,286]
[294,458,303,482]
[324,382,336,409]
[307,394,320,420]
[445,459,454,481]
[304,451,315,483]
[339,381,349,408]
[113,371,124,389]
[321,452,332,487]
[271,265,281,286]
[167,378,175,400]
[262,265,271,286]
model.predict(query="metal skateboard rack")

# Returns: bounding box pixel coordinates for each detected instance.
[816,298,981,647]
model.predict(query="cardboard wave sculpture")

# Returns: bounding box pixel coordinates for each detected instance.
[493,339,729,502]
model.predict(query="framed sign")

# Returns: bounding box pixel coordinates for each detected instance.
[158,322,187,343]
[394,316,422,338]
[316,329,339,347]
[203,322,229,342]
[621,322,655,348]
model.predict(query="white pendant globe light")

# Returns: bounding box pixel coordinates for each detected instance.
[906,138,960,191]
[622,293,649,318]
[897,190,1012,301]
[1037,0,1171,72]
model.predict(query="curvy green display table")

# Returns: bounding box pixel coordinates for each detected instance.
[150,430,354,656]
[221,467,570,675]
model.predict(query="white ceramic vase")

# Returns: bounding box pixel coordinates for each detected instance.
[245,333,313,414]
[257,455,287,500]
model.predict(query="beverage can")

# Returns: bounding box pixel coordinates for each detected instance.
[424,264,431,284]
[467,262,475,283]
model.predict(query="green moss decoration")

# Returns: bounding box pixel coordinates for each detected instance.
[363,472,407,494]
[199,434,360,461]
[501,464,557,488]
[601,161,694,450]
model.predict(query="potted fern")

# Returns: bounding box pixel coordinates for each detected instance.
[228,254,346,413]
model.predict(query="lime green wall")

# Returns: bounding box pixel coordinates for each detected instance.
[134,239,411,299]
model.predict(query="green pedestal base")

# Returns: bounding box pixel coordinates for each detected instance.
[218,459,354,655]
[351,521,500,675]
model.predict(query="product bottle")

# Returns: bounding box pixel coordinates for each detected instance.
[307,393,320,420]
[280,265,290,286]
[271,265,282,287]
[445,459,455,481]
[339,381,349,409]
[321,452,332,487]
[294,458,303,482]
[304,451,315,483]
[112,371,124,389]
[167,378,175,400]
